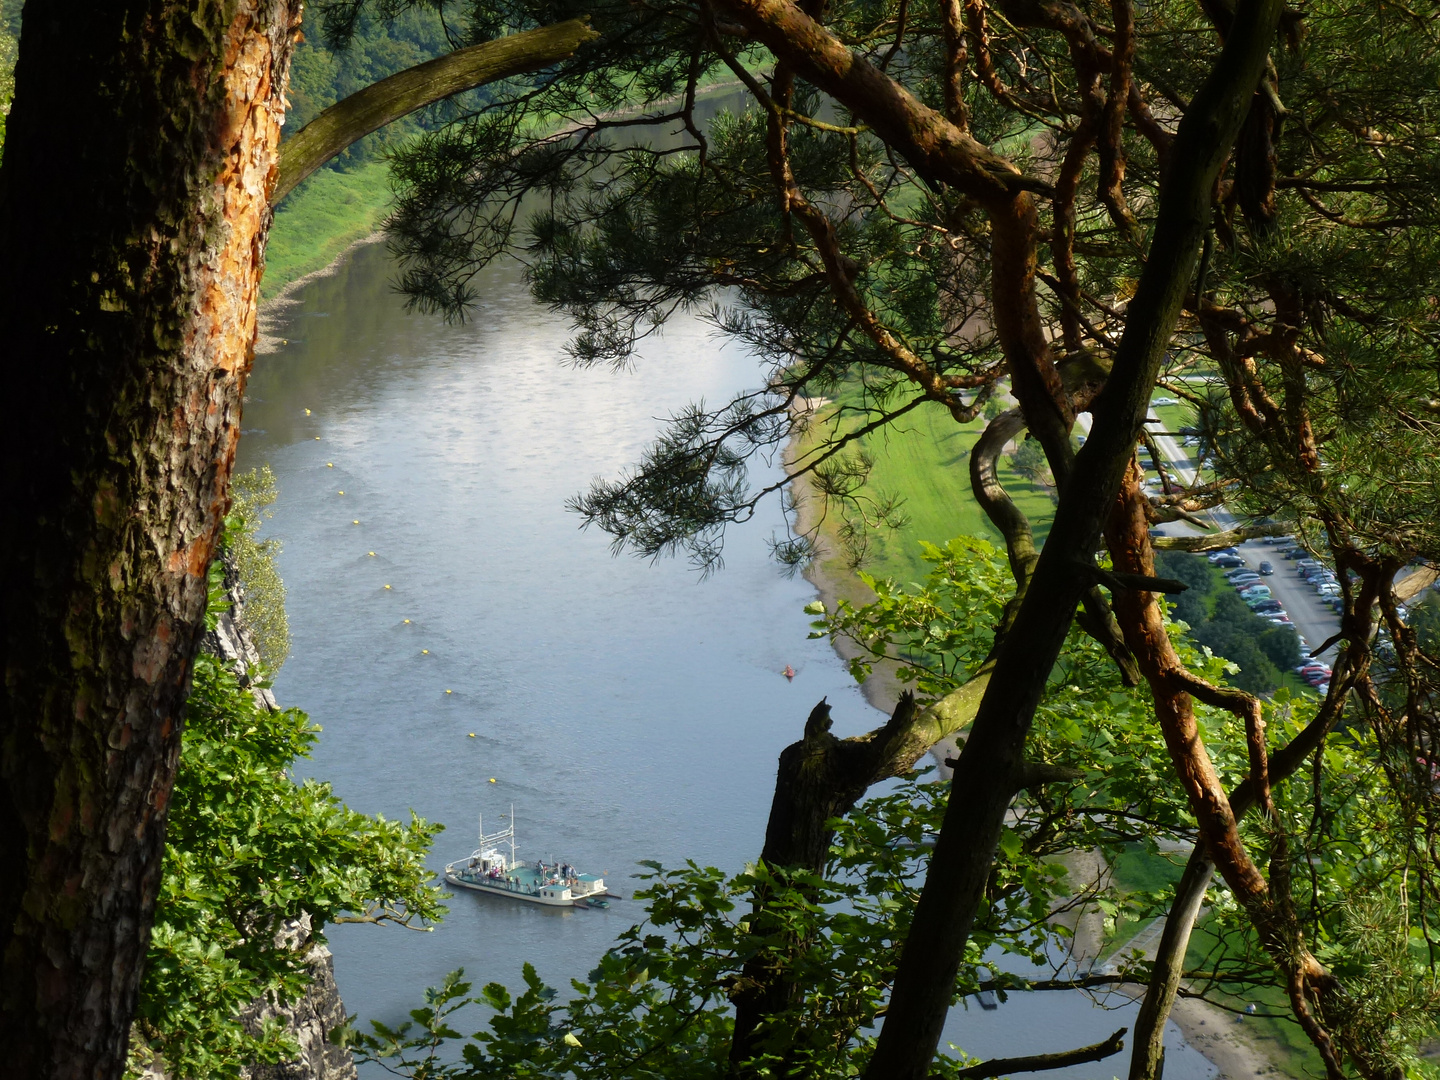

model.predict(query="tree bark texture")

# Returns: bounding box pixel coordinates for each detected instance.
[862,2,1284,1075]
[1127,846,1214,1080]
[0,2,300,1077]
[273,19,599,202]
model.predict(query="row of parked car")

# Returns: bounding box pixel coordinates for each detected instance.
[1207,542,1331,692]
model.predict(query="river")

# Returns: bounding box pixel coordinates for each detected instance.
[239,236,1218,1079]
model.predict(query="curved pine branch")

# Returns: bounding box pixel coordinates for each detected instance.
[272,19,598,202]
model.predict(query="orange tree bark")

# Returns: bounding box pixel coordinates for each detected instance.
[0,2,299,1077]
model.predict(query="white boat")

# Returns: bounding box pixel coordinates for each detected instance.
[443,807,611,908]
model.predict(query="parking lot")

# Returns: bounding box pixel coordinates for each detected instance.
[1142,415,1343,667]
[1224,539,1342,663]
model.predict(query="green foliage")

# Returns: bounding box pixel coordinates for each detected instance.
[1411,592,1440,654]
[1182,710,1440,1075]
[287,8,453,172]
[321,536,1439,1077]
[226,466,291,672]
[262,8,454,297]
[812,536,1010,695]
[343,768,1164,1079]
[0,4,15,151]
[129,599,446,1078]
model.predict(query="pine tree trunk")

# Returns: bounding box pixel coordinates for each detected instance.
[0,2,299,1076]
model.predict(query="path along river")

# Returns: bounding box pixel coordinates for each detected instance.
[239,238,1218,1079]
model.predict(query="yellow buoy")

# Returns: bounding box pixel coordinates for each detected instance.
[315,436,321,441]
[445,689,453,694]
[422,649,429,654]
[368,551,376,556]
[468,733,476,738]
[352,520,360,525]
[403,619,411,624]
[305,408,311,416]
[338,490,344,495]
[384,584,392,590]
[327,463,334,467]
[488,778,497,783]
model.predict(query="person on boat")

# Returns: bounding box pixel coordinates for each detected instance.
[783,664,795,680]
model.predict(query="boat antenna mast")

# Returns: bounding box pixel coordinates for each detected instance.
[510,803,517,867]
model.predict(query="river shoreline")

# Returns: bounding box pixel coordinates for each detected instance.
[256,230,387,353]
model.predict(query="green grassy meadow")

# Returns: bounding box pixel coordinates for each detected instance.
[262,160,395,299]
[802,395,1056,590]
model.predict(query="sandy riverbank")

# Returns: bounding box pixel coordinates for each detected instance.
[1060,851,1292,1080]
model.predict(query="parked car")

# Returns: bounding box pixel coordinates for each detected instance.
[1241,586,1273,600]
[1316,584,1342,597]
[1232,577,1263,589]
[1225,567,1257,580]
[1253,599,1283,613]
[1213,556,1244,569]
[1258,561,1274,575]
[1208,549,1240,562]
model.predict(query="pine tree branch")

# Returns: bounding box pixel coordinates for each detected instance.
[273,20,598,202]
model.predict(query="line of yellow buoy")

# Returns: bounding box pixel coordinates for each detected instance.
[305,406,483,746]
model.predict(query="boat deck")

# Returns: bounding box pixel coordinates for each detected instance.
[446,857,609,906]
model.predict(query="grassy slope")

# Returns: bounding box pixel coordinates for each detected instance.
[262,160,394,299]
[1103,846,1321,1078]
[804,396,1056,594]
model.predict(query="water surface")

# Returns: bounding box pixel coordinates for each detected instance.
[240,240,1216,1080]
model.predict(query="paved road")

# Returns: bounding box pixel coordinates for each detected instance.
[1075,408,1343,665]
[1142,418,1342,665]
